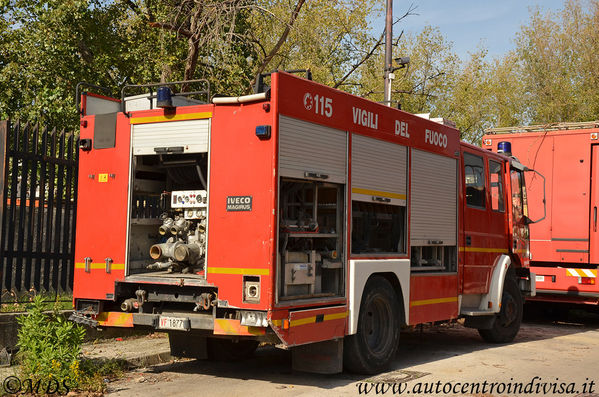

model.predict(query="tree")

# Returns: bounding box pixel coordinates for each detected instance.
[513,0,599,124]
[437,48,493,142]
[0,1,143,128]
[249,0,388,93]
[0,0,391,129]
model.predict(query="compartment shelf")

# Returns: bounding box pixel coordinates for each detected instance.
[130,218,163,226]
[285,232,338,238]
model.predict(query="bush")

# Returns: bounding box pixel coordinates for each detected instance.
[16,295,86,389]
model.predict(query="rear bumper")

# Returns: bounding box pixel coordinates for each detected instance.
[531,266,598,294]
[89,311,273,339]
[130,312,213,329]
[528,290,599,305]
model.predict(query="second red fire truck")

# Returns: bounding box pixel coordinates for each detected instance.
[483,122,599,305]
[71,71,536,374]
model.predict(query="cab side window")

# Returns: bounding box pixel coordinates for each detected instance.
[489,160,505,212]
[464,153,485,208]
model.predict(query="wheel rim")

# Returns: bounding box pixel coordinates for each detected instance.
[499,291,518,327]
[363,294,392,355]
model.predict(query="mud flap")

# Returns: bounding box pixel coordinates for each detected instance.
[463,315,495,330]
[291,339,343,374]
[168,332,207,359]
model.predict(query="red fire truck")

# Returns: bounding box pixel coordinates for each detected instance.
[71,71,535,374]
[483,122,599,305]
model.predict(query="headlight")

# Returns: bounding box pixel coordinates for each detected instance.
[240,310,268,327]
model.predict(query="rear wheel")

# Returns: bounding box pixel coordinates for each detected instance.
[207,338,259,361]
[478,274,523,343]
[344,276,401,374]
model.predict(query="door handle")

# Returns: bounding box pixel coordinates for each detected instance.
[594,206,597,232]
[84,257,92,273]
[466,236,471,246]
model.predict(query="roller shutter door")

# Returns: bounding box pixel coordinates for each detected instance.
[131,119,210,155]
[279,115,347,183]
[410,149,457,246]
[351,134,407,206]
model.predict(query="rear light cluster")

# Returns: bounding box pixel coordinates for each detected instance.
[579,277,596,285]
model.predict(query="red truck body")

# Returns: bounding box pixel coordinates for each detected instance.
[71,72,534,374]
[483,122,599,304]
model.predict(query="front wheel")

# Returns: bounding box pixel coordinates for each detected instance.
[344,276,401,374]
[478,274,523,343]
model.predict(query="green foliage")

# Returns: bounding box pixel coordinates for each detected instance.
[513,0,599,124]
[251,0,384,91]
[15,295,126,393]
[76,358,127,393]
[1,0,598,144]
[16,295,85,388]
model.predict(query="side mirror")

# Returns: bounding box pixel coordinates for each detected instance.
[523,168,546,224]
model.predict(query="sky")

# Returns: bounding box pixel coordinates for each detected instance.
[374,0,567,60]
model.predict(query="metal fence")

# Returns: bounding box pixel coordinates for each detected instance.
[0,120,79,298]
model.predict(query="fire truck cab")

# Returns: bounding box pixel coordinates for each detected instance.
[72,72,535,374]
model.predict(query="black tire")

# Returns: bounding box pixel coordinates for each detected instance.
[478,274,523,343]
[344,276,401,374]
[207,338,259,361]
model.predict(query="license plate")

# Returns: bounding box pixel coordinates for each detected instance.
[535,275,545,282]
[158,316,190,331]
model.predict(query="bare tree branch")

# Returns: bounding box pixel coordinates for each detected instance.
[333,33,384,89]
[332,4,416,89]
[182,2,205,89]
[253,0,306,80]
[149,21,192,37]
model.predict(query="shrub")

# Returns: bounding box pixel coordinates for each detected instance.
[16,295,86,389]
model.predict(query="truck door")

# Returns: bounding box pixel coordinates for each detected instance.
[590,145,599,264]
[462,152,508,294]
[551,134,590,263]
[73,111,131,300]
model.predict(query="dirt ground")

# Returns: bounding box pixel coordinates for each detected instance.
[104,303,599,397]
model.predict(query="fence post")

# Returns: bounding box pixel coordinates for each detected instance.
[0,120,7,298]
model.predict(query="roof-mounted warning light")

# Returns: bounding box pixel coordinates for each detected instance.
[497,141,512,156]
[157,86,173,108]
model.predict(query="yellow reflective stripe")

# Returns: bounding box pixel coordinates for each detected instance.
[75,263,125,270]
[324,311,349,321]
[96,312,133,327]
[566,268,597,277]
[129,112,212,125]
[459,247,509,254]
[351,188,406,200]
[209,267,269,276]
[411,297,458,307]
[291,317,316,327]
[273,311,348,328]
